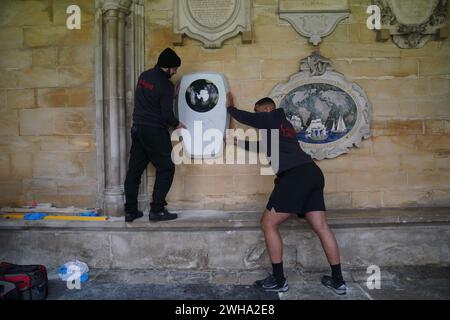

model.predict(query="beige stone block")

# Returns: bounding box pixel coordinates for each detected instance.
[237,81,266,101]
[23,26,67,47]
[145,0,172,11]
[0,49,32,69]
[446,120,450,134]
[166,175,185,201]
[323,23,349,43]
[57,178,97,196]
[0,181,22,197]
[253,0,278,6]
[432,189,450,206]
[58,46,94,66]
[0,0,53,27]
[17,67,59,88]
[351,191,383,208]
[372,136,417,155]
[200,46,237,62]
[324,192,352,209]
[435,155,450,170]
[382,190,433,207]
[0,136,41,152]
[372,120,424,136]
[234,174,274,195]
[0,27,23,49]
[261,59,295,79]
[147,28,173,50]
[177,61,225,76]
[419,58,450,76]
[32,152,84,178]
[323,172,338,193]
[335,172,376,191]
[0,90,6,109]
[372,99,399,118]
[37,88,66,108]
[77,151,96,179]
[254,24,298,43]
[67,87,94,107]
[400,154,436,171]
[334,58,418,78]
[39,136,95,152]
[0,109,19,136]
[53,108,94,135]
[374,171,408,190]
[351,154,401,172]
[24,25,93,48]
[26,194,95,208]
[10,152,33,178]
[416,135,450,152]
[0,153,10,179]
[22,178,57,196]
[270,44,311,60]
[0,70,18,89]
[237,45,272,60]
[428,78,449,96]
[58,66,94,87]
[400,42,442,58]
[407,171,450,189]
[32,47,57,67]
[330,43,401,58]
[19,108,54,135]
[184,176,220,198]
[223,60,261,80]
[412,98,450,117]
[6,89,35,109]
[425,120,445,135]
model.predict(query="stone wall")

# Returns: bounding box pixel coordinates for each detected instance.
[0,0,449,211]
[146,0,450,211]
[0,0,96,208]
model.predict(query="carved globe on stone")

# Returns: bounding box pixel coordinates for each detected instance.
[185,79,220,113]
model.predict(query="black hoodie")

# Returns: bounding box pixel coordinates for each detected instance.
[132,66,179,128]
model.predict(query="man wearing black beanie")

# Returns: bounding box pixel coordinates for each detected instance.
[124,47,185,222]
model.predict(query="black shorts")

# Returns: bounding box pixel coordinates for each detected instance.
[266,162,326,217]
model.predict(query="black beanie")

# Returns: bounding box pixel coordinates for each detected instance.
[157,48,181,68]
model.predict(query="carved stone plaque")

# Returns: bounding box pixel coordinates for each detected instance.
[279,0,350,45]
[280,0,348,11]
[174,0,252,48]
[269,53,372,160]
[374,0,449,48]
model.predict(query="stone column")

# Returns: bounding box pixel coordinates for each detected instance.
[95,0,147,216]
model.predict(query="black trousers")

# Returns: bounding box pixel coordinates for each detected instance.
[124,125,175,213]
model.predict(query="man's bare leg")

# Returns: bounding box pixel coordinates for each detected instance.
[304,211,340,265]
[261,208,292,263]
[305,210,347,294]
[254,208,291,292]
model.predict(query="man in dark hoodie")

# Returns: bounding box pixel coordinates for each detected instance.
[124,48,185,223]
[226,92,347,295]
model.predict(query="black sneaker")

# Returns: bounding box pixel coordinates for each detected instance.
[149,208,178,222]
[125,210,143,222]
[321,275,347,295]
[254,274,289,292]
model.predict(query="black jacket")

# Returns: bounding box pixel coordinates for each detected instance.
[228,106,313,174]
[132,67,179,128]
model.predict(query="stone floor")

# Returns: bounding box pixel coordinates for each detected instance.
[47,266,450,300]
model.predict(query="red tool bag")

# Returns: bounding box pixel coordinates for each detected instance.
[0,262,48,300]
